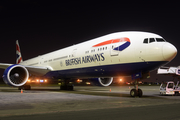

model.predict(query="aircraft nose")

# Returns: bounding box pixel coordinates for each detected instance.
[162,43,177,61]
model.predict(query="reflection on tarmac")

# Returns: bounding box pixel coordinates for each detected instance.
[1,85,180,120]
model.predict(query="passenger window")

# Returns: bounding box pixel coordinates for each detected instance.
[143,38,148,43]
[156,38,166,42]
[149,38,155,43]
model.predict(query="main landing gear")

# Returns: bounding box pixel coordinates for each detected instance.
[130,79,143,97]
[59,79,74,91]
[18,85,31,90]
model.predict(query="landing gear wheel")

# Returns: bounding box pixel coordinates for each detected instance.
[138,89,143,97]
[60,85,74,90]
[175,91,179,96]
[130,89,143,97]
[130,89,137,97]
[18,85,31,90]
[60,81,74,91]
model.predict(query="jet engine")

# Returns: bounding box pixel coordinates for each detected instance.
[3,64,29,87]
[91,77,113,86]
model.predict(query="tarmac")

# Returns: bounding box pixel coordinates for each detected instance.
[1,85,180,120]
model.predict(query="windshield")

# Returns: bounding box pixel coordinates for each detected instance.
[156,38,166,42]
[168,83,174,88]
[143,38,166,44]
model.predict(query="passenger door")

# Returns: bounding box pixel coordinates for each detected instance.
[110,39,120,56]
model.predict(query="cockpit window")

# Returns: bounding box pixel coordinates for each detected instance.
[156,38,166,42]
[149,38,155,43]
[143,38,166,44]
[143,38,148,43]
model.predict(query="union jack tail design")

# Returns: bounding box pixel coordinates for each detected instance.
[16,40,23,64]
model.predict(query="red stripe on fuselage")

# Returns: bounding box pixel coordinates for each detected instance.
[92,37,130,47]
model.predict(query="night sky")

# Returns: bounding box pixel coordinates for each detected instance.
[0,1,180,82]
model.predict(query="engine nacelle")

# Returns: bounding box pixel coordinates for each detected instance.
[3,64,29,87]
[91,77,113,86]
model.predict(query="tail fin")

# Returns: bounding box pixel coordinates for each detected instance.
[16,40,23,64]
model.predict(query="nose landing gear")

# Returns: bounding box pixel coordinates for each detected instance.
[130,78,143,97]
[130,88,143,97]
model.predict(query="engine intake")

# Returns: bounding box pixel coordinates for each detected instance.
[3,65,29,87]
[98,77,113,86]
[90,77,113,86]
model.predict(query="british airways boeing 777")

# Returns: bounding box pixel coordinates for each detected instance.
[0,31,177,97]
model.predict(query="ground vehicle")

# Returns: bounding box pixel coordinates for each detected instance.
[160,81,180,95]
[158,67,180,95]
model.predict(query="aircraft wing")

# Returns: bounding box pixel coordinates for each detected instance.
[0,63,52,76]
[0,63,13,69]
[24,65,52,76]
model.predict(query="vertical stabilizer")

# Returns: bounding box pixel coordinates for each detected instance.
[16,40,23,64]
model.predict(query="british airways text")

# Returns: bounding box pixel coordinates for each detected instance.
[65,53,105,66]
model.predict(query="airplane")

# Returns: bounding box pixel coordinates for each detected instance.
[0,31,177,97]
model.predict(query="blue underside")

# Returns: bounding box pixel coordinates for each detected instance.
[44,61,168,79]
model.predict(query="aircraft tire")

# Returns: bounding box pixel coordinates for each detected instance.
[60,85,74,90]
[138,89,143,97]
[130,89,137,97]
[18,85,31,90]
[175,91,179,96]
